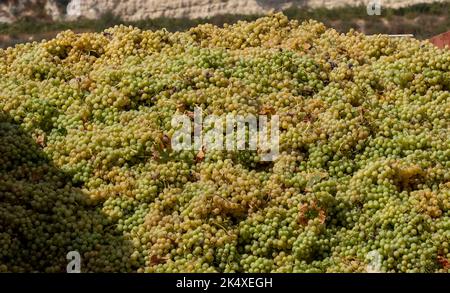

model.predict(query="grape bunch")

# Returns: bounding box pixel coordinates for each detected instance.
[0,13,449,273]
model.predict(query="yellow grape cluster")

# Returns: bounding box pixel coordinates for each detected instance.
[0,13,449,272]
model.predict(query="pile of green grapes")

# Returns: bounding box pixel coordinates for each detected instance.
[0,14,449,273]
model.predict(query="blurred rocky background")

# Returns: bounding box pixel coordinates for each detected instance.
[0,0,449,47]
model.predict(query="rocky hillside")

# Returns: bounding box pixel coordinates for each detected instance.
[0,0,447,23]
[0,0,63,23]
[66,0,448,21]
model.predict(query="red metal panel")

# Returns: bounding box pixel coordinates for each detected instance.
[430,31,450,49]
